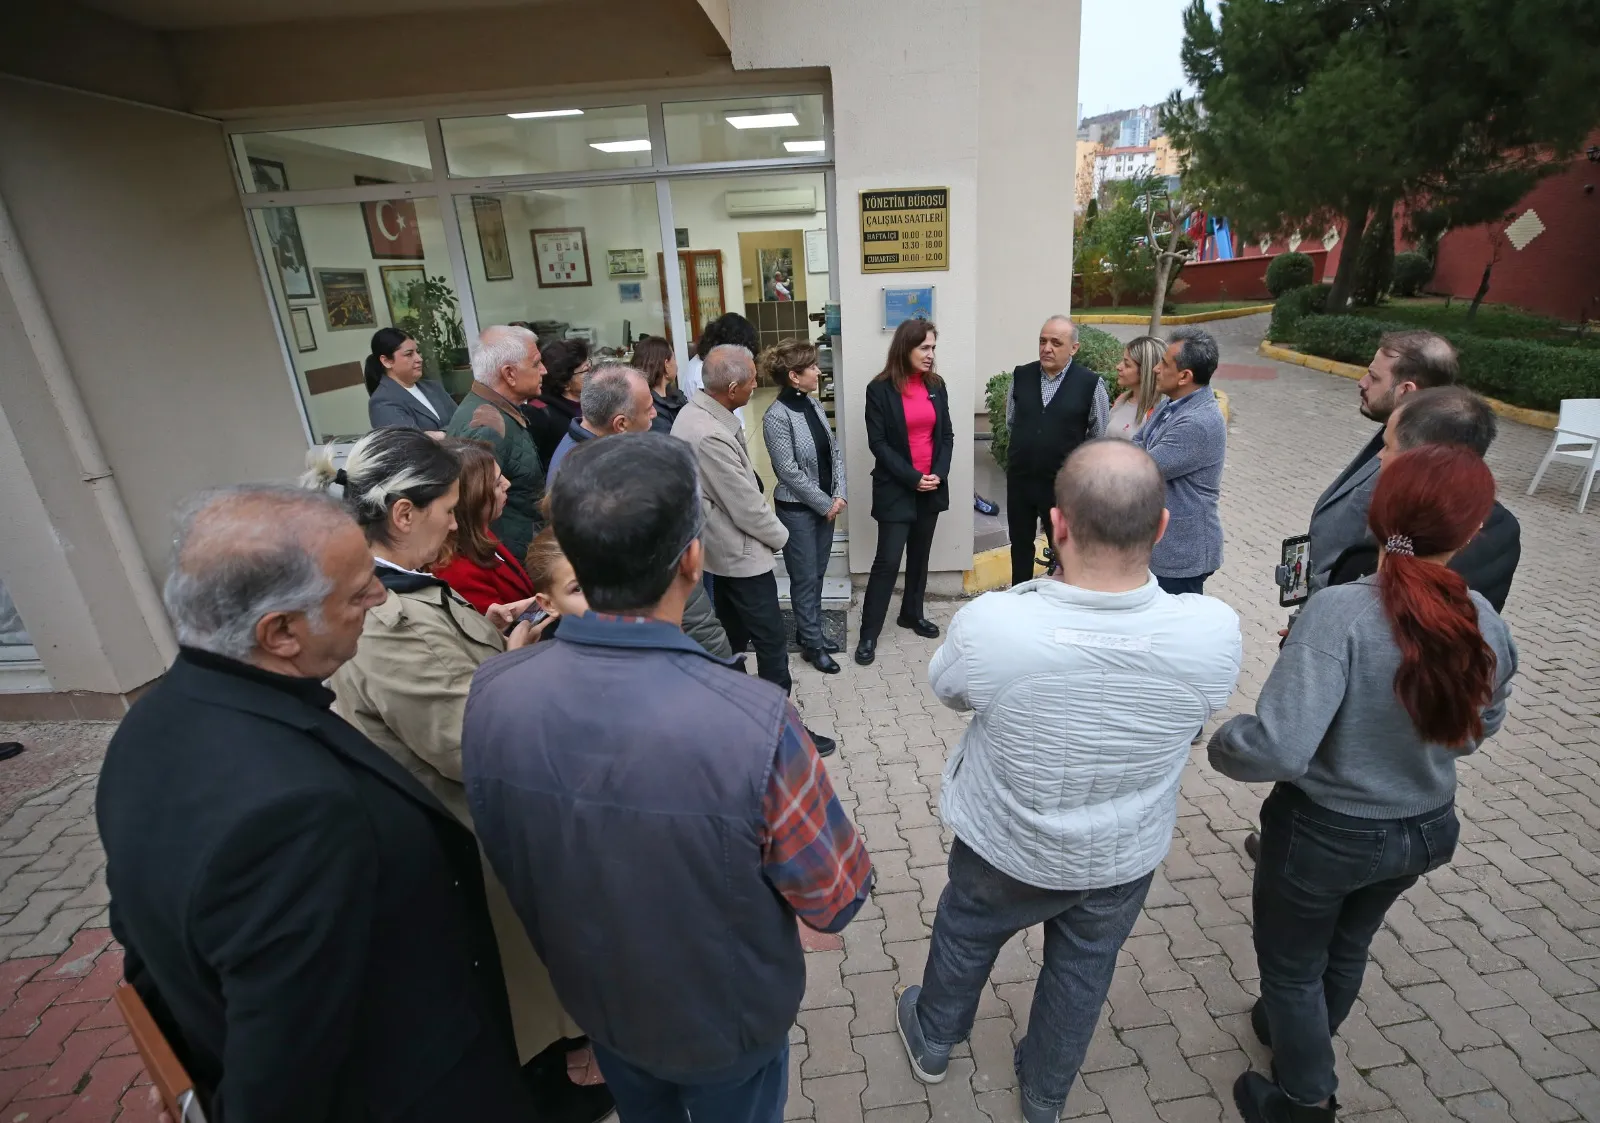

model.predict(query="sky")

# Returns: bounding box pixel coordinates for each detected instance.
[1077,0,1211,120]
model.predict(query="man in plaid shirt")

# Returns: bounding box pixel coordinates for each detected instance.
[464,433,871,1123]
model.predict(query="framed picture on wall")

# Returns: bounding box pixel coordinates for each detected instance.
[380,265,426,326]
[317,268,378,331]
[289,306,318,353]
[675,228,690,249]
[471,196,513,281]
[618,282,643,303]
[354,175,425,260]
[804,228,829,275]
[247,158,315,299]
[607,248,646,276]
[532,228,592,288]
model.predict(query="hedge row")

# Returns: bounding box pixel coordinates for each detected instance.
[986,325,1123,472]
[1287,313,1600,413]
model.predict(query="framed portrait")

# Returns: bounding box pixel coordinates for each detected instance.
[288,306,317,353]
[247,158,314,299]
[759,247,796,302]
[354,175,424,260]
[531,228,592,288]
[380,264,426,326]
[317,268,378,331]
[607,248,646,276]
[472,196,513,281]
[618,281,643,303]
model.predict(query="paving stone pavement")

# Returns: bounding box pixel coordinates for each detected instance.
[0,313,1594,1121]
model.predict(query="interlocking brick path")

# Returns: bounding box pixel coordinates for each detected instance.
[0,314,1595,1120]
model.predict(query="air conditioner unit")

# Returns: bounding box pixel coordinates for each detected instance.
[724,187,818,217]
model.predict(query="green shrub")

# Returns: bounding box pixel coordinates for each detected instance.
[1290,314,1600,413]
[986,325,1124,471]
[1392,252,1433,298]
[1266,252,1316,297]
[1269,283,1332,341]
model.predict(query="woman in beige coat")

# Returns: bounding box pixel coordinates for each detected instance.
[305,428,611,1123]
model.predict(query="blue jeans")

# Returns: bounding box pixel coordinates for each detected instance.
[591,1042,788,1123]
[916,839,1153,1113]
[775,503,834,651]
[1253,784,1460,1105]
[1156,572,1212,595]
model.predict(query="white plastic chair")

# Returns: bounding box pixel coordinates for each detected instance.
[1526,399,1600,514]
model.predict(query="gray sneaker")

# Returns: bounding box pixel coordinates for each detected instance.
[895,985,949,1084]
[1013,1036,1063,1123]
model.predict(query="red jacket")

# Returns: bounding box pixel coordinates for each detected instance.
[432,533,535,616]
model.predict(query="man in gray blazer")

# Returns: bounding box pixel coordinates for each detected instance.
[1304,330,1458,592]
[1135,327,1226,595]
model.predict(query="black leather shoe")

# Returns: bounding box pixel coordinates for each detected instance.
[854,638,877,665]
[807,728,838,757]
[803,648,841,674]
[897,616,940,639]
[822,638,842,654]
[1244,831,1261,863]
[1233,1071,1338,1123]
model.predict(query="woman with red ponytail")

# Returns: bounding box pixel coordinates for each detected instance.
[1209,444,1518,1123]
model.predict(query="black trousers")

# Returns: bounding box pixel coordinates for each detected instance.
[1006,474,1054,587]
[712,570,792,695]
[861,498,940,643]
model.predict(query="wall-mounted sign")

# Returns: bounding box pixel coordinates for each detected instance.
[859,187,949,274]
[883,287,935,330]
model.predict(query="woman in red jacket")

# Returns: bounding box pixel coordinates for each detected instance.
[433,439,536,615]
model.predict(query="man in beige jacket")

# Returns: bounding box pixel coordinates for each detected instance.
[672,345,836,756]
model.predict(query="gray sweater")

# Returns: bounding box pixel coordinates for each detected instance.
[1208,577,1517,818]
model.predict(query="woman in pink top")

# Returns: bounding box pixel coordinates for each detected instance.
[857,319,954,665]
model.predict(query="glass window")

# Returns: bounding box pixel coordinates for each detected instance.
[247,196,465,443]
[663,94,826,164]
[440,106,652,177]
[234,122,431,194]
[455,183,666,358]
[0,580,32,655]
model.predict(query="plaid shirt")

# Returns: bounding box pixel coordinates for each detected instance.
[762,705,873,932]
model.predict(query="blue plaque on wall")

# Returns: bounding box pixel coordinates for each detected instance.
[882,286,935,330]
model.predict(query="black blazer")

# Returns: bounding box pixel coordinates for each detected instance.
[96,651,531,1123]
[368,375,458,432]
[1329,499,1521,613]
[865,376,954,523]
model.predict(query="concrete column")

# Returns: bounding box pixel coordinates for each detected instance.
[729,0,1080,578]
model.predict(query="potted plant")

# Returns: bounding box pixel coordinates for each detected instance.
[400,276,471,400]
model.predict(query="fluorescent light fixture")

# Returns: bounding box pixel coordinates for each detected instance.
[784,139,826,153]
[725,111,799,130]
[507,109,584,119]
[589,139,652,153]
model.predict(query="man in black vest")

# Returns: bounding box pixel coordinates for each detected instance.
[1006,316,1110,586]
[465,434,872,1123]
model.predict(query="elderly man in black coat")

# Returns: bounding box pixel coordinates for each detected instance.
[96,485,534,1123]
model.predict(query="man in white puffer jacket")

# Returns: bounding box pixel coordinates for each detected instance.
[895,439,1242,1123]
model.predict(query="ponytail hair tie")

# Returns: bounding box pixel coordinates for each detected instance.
[334,468,350,488]
[1385,534,1414,556]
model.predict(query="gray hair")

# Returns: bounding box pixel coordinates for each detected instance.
[580,362,647,428]
[471,324,538,384]
[1043,315,1078,343]
[1168,326,1220,385]
[163,485,352,661]
[301,427,461,546]
[1054,439,1166,556]
[702,344,755,393]
[1394,385,1496,458]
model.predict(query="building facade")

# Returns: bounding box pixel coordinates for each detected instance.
[0,0,1083,713]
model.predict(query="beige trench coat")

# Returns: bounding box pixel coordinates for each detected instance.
[329,578,580,1061]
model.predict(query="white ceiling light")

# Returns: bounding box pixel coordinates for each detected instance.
[784,139,826,153]
[508,109,584,120]
[725,111,799,130]
[589,139,652,153]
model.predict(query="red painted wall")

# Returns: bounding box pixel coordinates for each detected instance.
[1072,249,1330,306]
[1430,146,1600,323]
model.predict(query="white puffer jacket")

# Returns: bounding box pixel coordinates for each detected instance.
[931,577,1242,891]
